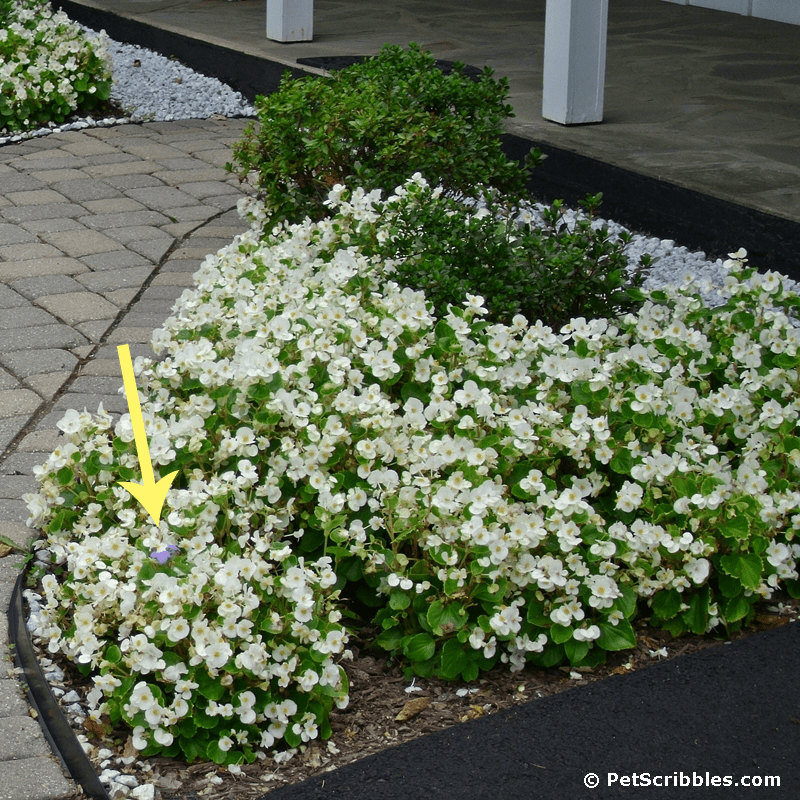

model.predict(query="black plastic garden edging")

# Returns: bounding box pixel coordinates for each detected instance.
[9,572,111,800]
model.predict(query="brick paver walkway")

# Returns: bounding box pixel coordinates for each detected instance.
[0,117,254,799]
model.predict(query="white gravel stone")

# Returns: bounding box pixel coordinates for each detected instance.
[130,785,156,800]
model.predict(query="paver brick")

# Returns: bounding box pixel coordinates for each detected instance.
[75,357,123,378]
[0,257,88,281]
[0,416,28,453]
[0,369,17,391]
[82,152,144,167]
[75,266,153,293]
[75,318,116,342]
[0,716,53,760]
[164,138,228,153]
[0,243,62,262]
[4,189,68,206]
[0,349,78,379]
[103,287,139,308]
[178,180,243,200]
[80,197,146,215]
[128,238,174,262]
[28,167,89,185]
[0,474,37,498]
[124,186,200,210]
[1,202,86,223]
[0,308,58,330]
[43,391,128,422]
[0,325,87,352]
[171,236,231,255]
[92,342,152,362]
[80,249,152,270]
[23,372,70,402]
[121,310,174,330]
[14,151,83,171]
[0,754,76,800]
[35,291,119,325]
[0,173,45,193]
[145,120,203,134]
[69,376,123,396]
[197,149,238,168]
[107,325,159,344]
[0,519,32,551]
[103,225,174,246]
[0,498,30,523]
[39,228,125,258]
[81,209,171,229]
[60,139,119,157]
[151,157,205,172]
[83,161,157,179]
[0,389,41,419]
[121,143,189,160]
[151,272,196,287]
[0,359,18,383]
[18,217,86,235]
[15,429,62,453]
[0,224,37,246]
[162,220,207,238]
[202,194,244,211]
[102,173,165,190]
[0,286,27,310]
[70,345,95,360]
[9,275,86,300]
[50,178,123,203]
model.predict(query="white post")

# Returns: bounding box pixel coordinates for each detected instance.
[542,0,609,125]
[266,0,314,42]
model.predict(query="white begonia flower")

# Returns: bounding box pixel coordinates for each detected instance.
[683,557,711,584]
[573,625,601,642]
[765,542,790,568]
[56,408,83,435]
[615,481,644,512]
[132,726,149,751]
[166,618,190,642]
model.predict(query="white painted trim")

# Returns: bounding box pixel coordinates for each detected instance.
[542,0,609,125]
[266,0,314,42]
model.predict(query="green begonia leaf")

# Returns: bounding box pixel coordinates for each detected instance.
[403,633,436,662]
[723,595,752,623]
[722,515,751,540]
[720,553,763,591]
[596,620,636,651]
[651,588,682,620]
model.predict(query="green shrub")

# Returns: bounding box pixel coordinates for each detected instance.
[0,0,112,135]
[227,42,537,228]
[348,183,650,331]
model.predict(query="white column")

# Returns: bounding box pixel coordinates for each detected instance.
[542,0,609,125]
[266,0,314,42]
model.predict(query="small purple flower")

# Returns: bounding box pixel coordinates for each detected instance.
[150,544,180,564]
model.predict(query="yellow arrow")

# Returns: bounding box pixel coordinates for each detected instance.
[117,344,178,526]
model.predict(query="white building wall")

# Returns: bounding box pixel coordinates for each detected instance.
[662,0,800,24]
[752,0,800,24]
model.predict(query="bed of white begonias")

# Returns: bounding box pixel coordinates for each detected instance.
[25,175,800,765]
[0,0,111,134]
